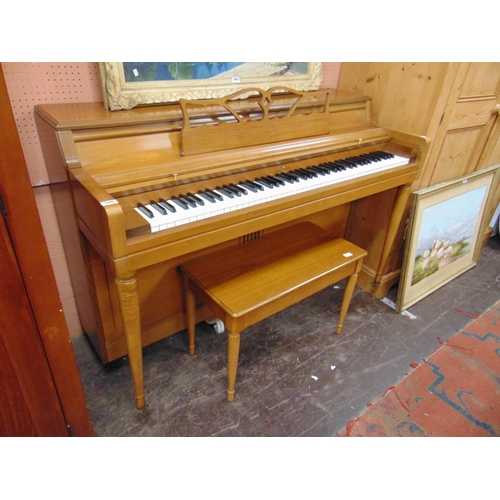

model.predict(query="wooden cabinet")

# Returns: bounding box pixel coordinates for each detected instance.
[338,63,500,295]
[338,62,500,190]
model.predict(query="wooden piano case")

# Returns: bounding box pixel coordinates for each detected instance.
[35,87,428,408]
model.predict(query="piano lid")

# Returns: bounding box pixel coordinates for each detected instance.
[34,88,369,133]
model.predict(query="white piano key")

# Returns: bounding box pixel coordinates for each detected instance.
[134,153,410,232]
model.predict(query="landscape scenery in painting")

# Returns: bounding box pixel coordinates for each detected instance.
[122,62,309,82]
[411,186,487,286]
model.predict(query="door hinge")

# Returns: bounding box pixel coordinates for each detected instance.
[0,194,7,219]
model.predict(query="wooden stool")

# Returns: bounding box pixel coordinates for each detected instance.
[179,222,367,402]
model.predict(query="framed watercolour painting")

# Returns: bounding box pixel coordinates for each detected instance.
[397,165,500,312]
[99,62,323,110]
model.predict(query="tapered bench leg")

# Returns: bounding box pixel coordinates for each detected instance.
[179,229,367,402]
[336,259,363,335]
[227,330,241,402]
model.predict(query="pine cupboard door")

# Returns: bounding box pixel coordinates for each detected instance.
[422,63,500,187]
[0,203,69,437]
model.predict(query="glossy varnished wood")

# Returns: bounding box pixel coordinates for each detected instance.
[35,89,427,408]
[180,223,366,401]
[180,87,332,156]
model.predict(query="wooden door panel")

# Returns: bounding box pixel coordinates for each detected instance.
[449,99,497,130]
[0,215,68,437]
[0,66,92,436]
[430,128,481,185]
[0,333,38,436]
[426,63,500,188]
[460,63,500,98]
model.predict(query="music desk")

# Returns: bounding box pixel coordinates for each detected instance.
[179,222,367,401]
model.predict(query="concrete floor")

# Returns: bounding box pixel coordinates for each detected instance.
[71,237,500,437]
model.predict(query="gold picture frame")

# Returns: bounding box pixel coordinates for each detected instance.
[99,62,323,110]
[397,165,500,312]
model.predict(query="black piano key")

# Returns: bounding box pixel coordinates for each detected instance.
[239,181,259,193]
[197,190,217,203]
[275,173,295,184]
[372,151,393,159]
[179,194,197,207]
[285,171,303,180]
[159,198,176,212]
[171,196,190,210]
[322,164,340,172]
[266,175,284,186]
[356,154,374,162]
[150,200,166,215]
[342,158,360,167]
[245,180,264,191]
[230,183,248,195]
[331,161,348,170]
[223,184,241,196]
[302,168,318,177]
[206,188,224,201]
[290,169,310,180]
[279,172,299,182]
[137,203,154,219]
[255,177,275,188]
[354,156,372,165]
[317,164,334,173]
[347,156,366,165]
[309,166,328,175]
[217,186,235,198]
[336,160,355,169]
[363,153,382,162]
[187,193,205,206]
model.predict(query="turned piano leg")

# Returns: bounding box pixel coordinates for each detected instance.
[115,273,145,409]
[227,330,241,402]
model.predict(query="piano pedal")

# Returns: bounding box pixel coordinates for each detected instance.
[205,317,225,333]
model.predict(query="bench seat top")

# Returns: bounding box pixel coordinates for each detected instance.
[180,222,367,321]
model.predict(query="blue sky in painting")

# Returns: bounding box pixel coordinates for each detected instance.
[416,186,486,254]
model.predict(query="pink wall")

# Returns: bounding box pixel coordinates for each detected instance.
[1,62,342,338]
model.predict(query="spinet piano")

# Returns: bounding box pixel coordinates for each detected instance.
[35,87,429,408]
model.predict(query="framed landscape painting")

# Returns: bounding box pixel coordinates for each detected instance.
[397,165,500,312]
[99,62,323,110]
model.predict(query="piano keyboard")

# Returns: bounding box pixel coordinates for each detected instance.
[134,151,410,232]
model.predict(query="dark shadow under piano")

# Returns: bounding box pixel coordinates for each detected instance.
[71,237,500,437]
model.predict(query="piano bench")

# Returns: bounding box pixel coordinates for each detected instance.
[179,222,367,402]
